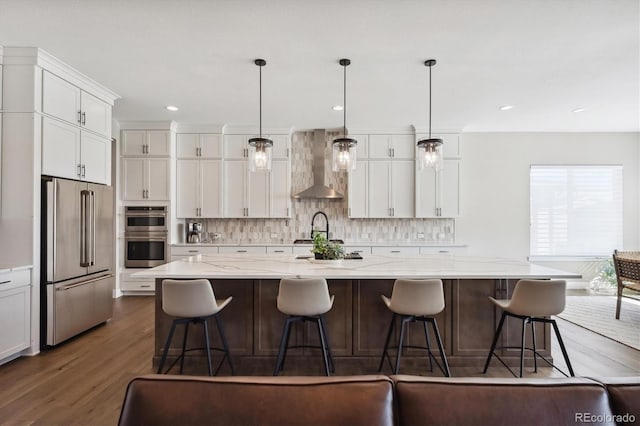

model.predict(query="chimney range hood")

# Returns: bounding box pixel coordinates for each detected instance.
[293,129,344,199]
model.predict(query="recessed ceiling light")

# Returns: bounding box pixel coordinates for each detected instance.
[165,105,179,112]
[499,105,514,111]
[572,107,586,113]
[332,105,344,111]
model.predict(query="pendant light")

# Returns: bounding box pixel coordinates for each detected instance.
[417,59,443,171]
[332,58,357,172]
[248,58,273,172]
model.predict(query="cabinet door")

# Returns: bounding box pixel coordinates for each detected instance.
[223,135,248,159]
[0,285,30,360]
[122,157,145,200]
[176,134,199,159]
[223,160,247,217]
[200,160,223,217]
[348,160,368,218]
[176,159,199,218]
[391,134,415,159]
[248,168,269,218]
[368,161,391,217]
[415,166,438,218]
[199,134,222,158]
[147,131,170,156]
[42,71,81,125]
[80,91,111,138]
[81,132,111,185]
[42,117,81,180]
[440,159,460,217]
[147,158,170,200]
[122,130,146,156]
[270,135,289,159]
[270,159,290,217]
[391,160,414,217]
[351,134,368,159]
[368,134,391,159]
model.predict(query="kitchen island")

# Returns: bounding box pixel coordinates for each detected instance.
[135,254,580,375]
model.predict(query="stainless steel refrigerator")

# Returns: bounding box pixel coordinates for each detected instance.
[41,177,114,347]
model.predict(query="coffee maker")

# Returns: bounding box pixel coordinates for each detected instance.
[187,221,203,244]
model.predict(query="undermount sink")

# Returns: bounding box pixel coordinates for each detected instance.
[293,239,345,244]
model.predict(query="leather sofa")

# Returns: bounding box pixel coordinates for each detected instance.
[118,374,639,426]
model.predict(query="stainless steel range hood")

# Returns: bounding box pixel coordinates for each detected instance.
[293,129,344,199]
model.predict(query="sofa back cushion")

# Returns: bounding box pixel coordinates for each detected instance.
[393,376,615,426]
[119,374,394,426]
[600,377,640,423]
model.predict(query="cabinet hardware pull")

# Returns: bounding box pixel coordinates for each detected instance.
[77,164,82,177]
[274,250,284,253]
[237,250,247,253]
[81,164,86,177]
[0,280,11,285]
[77,111,82,124]
[140,285,151,288]
[391,250,401,253]
[81,111,86,125]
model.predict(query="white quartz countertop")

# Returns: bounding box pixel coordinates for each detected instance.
[171,242,467,247]
[0,264,32,274]
[133,254,580,280]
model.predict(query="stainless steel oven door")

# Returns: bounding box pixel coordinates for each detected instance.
[125,207,167,233]
[124,232,168,268]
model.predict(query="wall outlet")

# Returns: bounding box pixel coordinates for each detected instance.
[270,233,278,238]
[212,233,222,239]
[417,232,425,239]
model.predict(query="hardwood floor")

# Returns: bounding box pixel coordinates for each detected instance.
[0,296,638,426]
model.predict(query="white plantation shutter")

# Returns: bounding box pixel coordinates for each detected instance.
[530,165,623,258]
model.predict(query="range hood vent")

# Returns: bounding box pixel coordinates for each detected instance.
[293,129,344,199]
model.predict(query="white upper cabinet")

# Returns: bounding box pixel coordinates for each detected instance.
[368,134,415,159]
[270,134,290,159]
[122,130,170,156]
[366,160,414,218]
[223,160,247,217]
[177,133,222,159]
[176,159,222,218]
[351,134,368,160]
[391,160,415,217]
[122,157,170,201]
[223,135,248,159]
[42,71,111,139]
[270,159,291,218]
[415,158,460,218]
[348,160,368,218]
[80,131,111,184]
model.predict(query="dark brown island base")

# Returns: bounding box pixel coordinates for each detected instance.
[135,254,580,375]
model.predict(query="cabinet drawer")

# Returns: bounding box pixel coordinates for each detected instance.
[171,246,220,256]
[0,268,32,291]
[371,247,420,255]
[420,246,465,255]
[343,246,371,255]
[292,245,313,256]
[121,281,155,292]
[266,246,293,255]
[219,246,266,254]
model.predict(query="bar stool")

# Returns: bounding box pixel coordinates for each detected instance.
[273,277,335,376]
[482,279,575,377]
[377,279,451,377]
[157,279,235,376]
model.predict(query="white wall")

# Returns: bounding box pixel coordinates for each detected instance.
[457,133,640,268]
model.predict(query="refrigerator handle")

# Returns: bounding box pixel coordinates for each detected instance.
[80,190,91,267]
[90,190,96,266]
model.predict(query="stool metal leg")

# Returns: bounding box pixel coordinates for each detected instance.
[483,311,507,373]
[274,317,294,376]
[203,319,213,376]
[214,314,235,375]
[316,317,331,376]
[431,318,451,377]
[423,320,433,372]
[519,317,528,378]
[530,321,538,373]
[158,320,177,374]
[179,321,190,374]
[378,313,396,373]
[395,316,411,374]
[319,315,335,373]
[551,319,575,377]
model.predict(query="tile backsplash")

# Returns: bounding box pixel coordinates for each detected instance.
[182,130,455,244]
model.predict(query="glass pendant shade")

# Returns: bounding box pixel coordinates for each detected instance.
[248,137,273,172]
[332,137,357,171]
[248,58,273,171]
[332,58,357,172]
[417,138,443,171]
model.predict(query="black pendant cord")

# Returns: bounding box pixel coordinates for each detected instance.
[259,64,263,139]
[343,63,347,138]
[428,63,432,139]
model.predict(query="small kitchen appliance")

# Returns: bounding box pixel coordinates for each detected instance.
[187,221,203,244]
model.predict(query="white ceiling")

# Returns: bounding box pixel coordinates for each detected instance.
[0,0,638,132]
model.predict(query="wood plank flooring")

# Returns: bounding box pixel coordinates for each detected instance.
[0,296,638,426]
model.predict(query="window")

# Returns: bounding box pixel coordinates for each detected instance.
[529,165,623,259]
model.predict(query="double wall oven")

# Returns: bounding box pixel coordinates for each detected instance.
[124,206,168,268]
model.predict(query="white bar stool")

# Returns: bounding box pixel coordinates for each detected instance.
[482,279,575,377]
[273,277,335,376]
[377,279,451,376]
[157,279,235,376]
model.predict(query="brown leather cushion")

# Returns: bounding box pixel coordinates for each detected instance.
[393,376,614,426]
[118,374,394,426]
[599,377,640,423]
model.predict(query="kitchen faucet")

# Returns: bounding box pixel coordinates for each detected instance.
[311,211,329,240]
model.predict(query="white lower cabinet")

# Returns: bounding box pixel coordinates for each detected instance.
[122,157,170,201]
[266,246,293,255]
[371,246,421,255]
[177,159,222,218]
[170,245,220,261]
[416,159,460,218]
[120,270,155,293]
[0,268,31,362]
[219,246,267,254]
